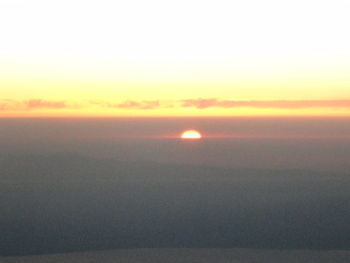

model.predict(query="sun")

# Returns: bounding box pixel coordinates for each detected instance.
[181,130,202,140]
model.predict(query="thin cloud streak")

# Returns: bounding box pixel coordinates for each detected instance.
[114,100,162,110]
[1,98,350,112]
[0,99,69,111]
[181,99,350,109]
[25,99,67,109]
[89,100,174,110]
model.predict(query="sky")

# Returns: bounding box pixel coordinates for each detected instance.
[2,1,350,257]
[1,0,350,117]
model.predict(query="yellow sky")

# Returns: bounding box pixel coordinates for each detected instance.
[1,0,350,117]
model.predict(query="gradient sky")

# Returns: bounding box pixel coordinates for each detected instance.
[1,0,350,117]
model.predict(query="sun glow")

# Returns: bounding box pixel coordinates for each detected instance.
[181,130,202,140]
[1,0,350,117]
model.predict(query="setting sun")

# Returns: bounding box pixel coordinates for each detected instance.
[181,130,202,140]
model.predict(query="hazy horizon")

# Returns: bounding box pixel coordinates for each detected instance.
[1,0,350,261]
[1,117,350,172]
[1,117,350,259]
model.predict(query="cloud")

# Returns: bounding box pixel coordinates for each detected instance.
[0,99,69,111]
[0,103,8,111]
[110,99,350,110]
[112,100,163,110]
[1,98,350,113]
[25,99,67,109]
[181,99,350,109]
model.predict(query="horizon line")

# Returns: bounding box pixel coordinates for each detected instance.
[2,115,350,119]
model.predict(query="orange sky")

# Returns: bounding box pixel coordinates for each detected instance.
[1,0,350,117]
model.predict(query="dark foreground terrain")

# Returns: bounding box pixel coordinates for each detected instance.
[1,248,350,263]
[1,154,350,256]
